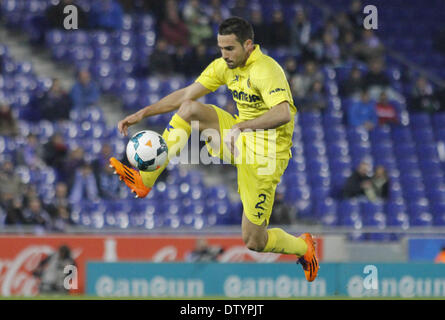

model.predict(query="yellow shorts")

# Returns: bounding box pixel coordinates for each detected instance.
[205,105,289,226]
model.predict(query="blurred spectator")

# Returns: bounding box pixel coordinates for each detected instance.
[20,184,42,212]
[290,8,311,55]
[343,160,371,198]
[187,44,214,76]
[269,189,297,225]
[409,76,441,113]
[3,196,24,225]
[32,245,76,295]
[363,59,391,98]
[92,143,114,173]
[149,38,175,77]
[300,80,327,112]
[300,38,324,64]
[185,238,224,262]
[336,12,354,35]
[173,45,190,76]
[45,0,88,29]
[375,91,398,125]
[354,29,385,62]
[118,0,164,16]
[0,102,18,136]
[250,8,270,48]
[18,134,46,169]
[22,197,53,229]
[90,0,124,31]
[38,79,71,122]
[204,0,230,20]
[339,30,356,61]
[230,0,250,20]
[183,0,213,46]
[69,163,99,203]
[97,162,123,199]
[317,17,340,43]
[321,32,341,65]
[161,2,189,47]
[44,133,68,175]
[70,69,100,110]
[291,60,324,100]
[348,90,377,130]
[340,66,365,98]
[46,182,72,230]
[434,246,445,264]
[284,57,298,81]
[268,9,289,48]
[0,160,23,206]
[209,11,224,37]
[62,147,87,187]
[363,165,390,202]
[347,0,363,32]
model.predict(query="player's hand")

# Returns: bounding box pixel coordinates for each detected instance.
[224,126,241,158]
[118,112,143,136]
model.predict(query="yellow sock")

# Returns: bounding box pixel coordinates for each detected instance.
[140,114,191,187]
[263,228,308,256]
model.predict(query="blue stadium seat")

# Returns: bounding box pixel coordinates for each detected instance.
[410,113,431,129]
[302,126,324,142]
[139,77,161,94]
[137,14,156,32]
[432,112,445,129]
[115,211,130,229]
[408,199,433,226]
[412,128,435,143]
[416,144,439,161]
[122,14,134,31]
[315,197,337,217]
[432,203,445,226]
[163,214,181,229]
[304,142,326,158]
[113,31,135,47]
[338,199,361,226]
[127,211,144,228]
[426,188,445,204]
[144,214,165,229]
[324,125,347,143]
[391,127,413,143]
[91,31,112,46]
[69,30,90,45]
[164,201,182,216]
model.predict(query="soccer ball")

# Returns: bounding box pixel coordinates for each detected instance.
[126,130,168,172]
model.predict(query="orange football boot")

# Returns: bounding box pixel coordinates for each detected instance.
[297,233,319,282]
[109,157,151,198]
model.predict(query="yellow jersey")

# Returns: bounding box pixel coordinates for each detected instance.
[196,45,296,159]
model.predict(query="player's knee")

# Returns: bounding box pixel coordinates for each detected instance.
[178,99,200,121]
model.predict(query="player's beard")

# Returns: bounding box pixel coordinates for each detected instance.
[226,49,248,69]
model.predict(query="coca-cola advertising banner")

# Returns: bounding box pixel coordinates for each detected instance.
[0,235,323,296]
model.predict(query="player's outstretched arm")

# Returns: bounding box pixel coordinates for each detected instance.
[224,101,292,157]
[118,82,211,136]
[236,101,292,131]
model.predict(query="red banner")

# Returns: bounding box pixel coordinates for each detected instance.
[0,235,323,296]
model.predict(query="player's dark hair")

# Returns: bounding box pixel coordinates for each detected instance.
[218,17,254,45]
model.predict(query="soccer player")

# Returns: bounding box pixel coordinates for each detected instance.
[110,17,319,281]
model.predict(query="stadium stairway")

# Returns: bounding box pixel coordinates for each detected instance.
[0,21,124,129]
